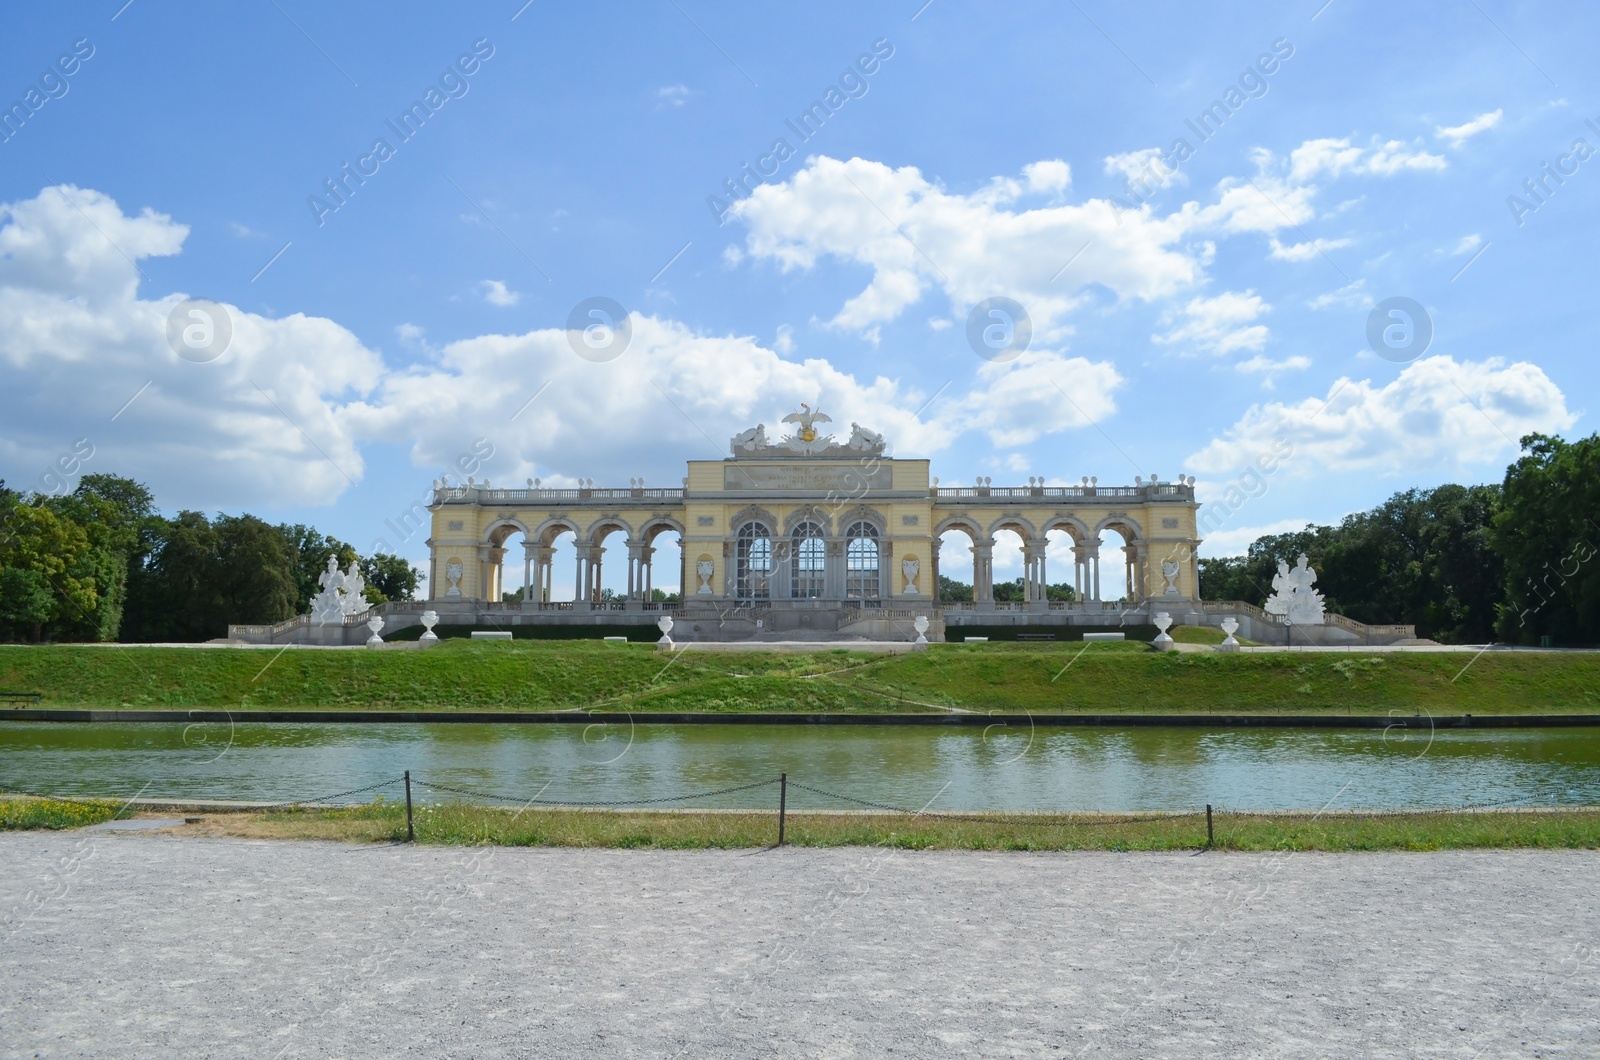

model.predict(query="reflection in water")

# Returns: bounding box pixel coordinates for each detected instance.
[2,722,1598,811]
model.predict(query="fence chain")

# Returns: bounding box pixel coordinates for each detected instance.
[785,780,1205,829]
[413,776,782,809]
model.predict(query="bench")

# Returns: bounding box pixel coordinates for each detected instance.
[602,636,628,643]
[1017,633,1057,642]
[1082,632,1126,642]
[0,691,42,706]
[469,631,513,641]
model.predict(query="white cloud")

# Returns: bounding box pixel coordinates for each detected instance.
[478,279,521,307]
[1308,279,1371,310]
[657,84,692,108]
[1268,236,1352,262]
[951,350,1123,447]
[1004,452,1030,472]
[1287,136,1446,182]
[1436,109,1502,146]
[773,323,795,354]
[728,156,1206,339]
[0,184,1117,511]
[1023,159,1072,194]
[1186,356,1576,477]
[1236,354,1311,374]
[1452,233,1482,255]
[0,185,380,508]
[1104,148,1183,190]
[1154,290,1270,354]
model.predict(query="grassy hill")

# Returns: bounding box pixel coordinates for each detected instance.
[2,641,1598,715]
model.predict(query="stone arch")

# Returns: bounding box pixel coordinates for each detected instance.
[1093,514,1144,541]
[638,515,685,543]
[783,505,833,536]
[838,504,887,536]
[987,514,1038,542]
[729,505,778,533]
[1041,514,1093,543]
[584,515,634,545]
[484,517,532,547]
[532,516,582,547]
[935,513,985,540]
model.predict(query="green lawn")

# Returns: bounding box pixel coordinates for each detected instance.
[42,800,1600,851]
[2,639,1598,714]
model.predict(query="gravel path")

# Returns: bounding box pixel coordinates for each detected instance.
[2,834,1595,1058]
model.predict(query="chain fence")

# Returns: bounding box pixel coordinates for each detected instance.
[3,773,1595,846]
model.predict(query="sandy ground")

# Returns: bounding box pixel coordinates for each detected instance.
[1,835,1595,1059]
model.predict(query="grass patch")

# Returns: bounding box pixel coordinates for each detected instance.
[162,801,1600,852]
[3,639,1600,715]
[0,796,124,830]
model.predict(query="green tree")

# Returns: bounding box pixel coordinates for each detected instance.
[937,575,972,602]
[0,498,99,641]
[360,553,421,603]
[1494,433,1600,644]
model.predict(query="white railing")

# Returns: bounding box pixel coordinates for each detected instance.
[436,486,685,504]
[932,484,1186,501]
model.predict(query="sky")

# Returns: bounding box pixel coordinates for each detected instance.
[0,1,1592,597]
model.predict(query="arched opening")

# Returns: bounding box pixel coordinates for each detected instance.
[486,522,530,603]
[639,521,683,606]
[1044,524,1084,605]
[735,521,773,601]
[844,520,881,600]
[790,520,826,599]
[990,526,1028,602]
[587,522,629,604]
[935,522,981,602]
[529,520,581,604]
[1098,521,1138,606]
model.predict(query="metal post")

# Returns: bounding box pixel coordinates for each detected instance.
[778,772,787,846]
[405,770,415,843]
[1205,803,1213,848]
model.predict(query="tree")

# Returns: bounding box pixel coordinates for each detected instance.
[279,524,359,614]
[1494,433,1600,644]
[0,498,100,641]
[360,553,421,603]
[937,575,972,602]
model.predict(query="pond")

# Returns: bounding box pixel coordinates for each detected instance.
[4,721,1600,811]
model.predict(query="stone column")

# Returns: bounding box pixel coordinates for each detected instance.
[625,539,641,599]
[1087,538,1102,603]
[825,539,846,599]
[972,539,995,603]
[521,543,535,603]
[930,536,942,599]
[642,544,655,599]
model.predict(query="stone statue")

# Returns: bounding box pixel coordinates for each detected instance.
[1265,553,1326,626]
[902,558,920,594]
[1161,559,1180,595]
[846,422,886,453]
[729,424,768,453]
[309,556,371,625]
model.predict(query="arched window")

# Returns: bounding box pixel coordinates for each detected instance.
[735,522,772,600]
[844,521,880,599]
[790,521,826,598]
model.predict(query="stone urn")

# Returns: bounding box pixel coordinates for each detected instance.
[419,609,439,645]
[657,614,674,650]
[1218,616,1241,653]
[366,614,386,648]
[1152,611,1175,651]
[913,614,930,648]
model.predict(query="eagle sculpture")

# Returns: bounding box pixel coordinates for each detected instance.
[781,403,832,443]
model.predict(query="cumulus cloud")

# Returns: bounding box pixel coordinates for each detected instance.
[1154,291,1270,354]
[478,279,521,306]
[0,185,380,508]
[1022,159,1072,194]
[1286,137,1447,182]
[1436,109,1502,146]
[1268,235,1353,262]
[0,185,1132,509]
[1186,356,1576,477]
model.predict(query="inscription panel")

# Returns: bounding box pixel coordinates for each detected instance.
[723,464,893,492]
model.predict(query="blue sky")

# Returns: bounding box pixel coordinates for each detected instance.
[0,1,1592,595]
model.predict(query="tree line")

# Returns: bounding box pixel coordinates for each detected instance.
[1200,432,1599,645]
[0,474,421,643]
